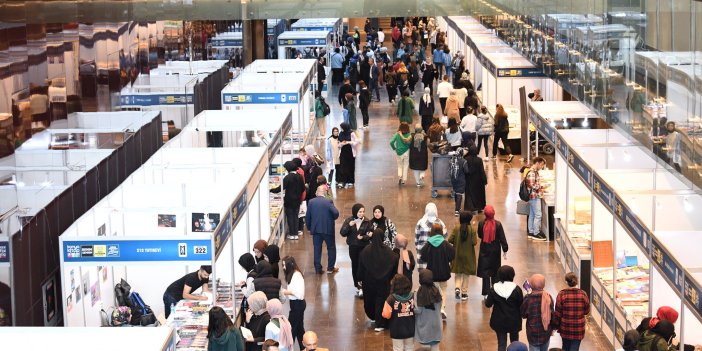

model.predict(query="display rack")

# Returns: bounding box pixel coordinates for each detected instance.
[0,326,176,350]
[529,100,702,349]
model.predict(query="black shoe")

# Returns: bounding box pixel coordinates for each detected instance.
[533,233,547,241]
[455,288,461,300]
[507,154,514,163]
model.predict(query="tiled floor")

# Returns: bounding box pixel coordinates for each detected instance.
[279,82,611,350]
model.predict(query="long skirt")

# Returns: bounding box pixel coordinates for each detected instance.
[338,144,356,184]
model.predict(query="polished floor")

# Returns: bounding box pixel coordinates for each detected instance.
[279,84,610,351]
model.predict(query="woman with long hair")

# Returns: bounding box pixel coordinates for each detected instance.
[492,104,513,162]
[281,256,306,350]
[428,117,445,143]
[370,205,398,249]
[337,122,358,189]
[381,274,416,351]
[409,124,429,187]
[358,228,399,332]
[339,204,373,297]
[554,272,590,351]
[448,211,477,300]
[390,122,413,185]
[265,299,294,351]
[208,306,245,351]
[477,205,509,297]
[445,118,462,149]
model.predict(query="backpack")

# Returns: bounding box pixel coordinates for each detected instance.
[128,291,157,326]
[114,279,133,308]
[518,171,533,201]
[110,306,132,326]
[321,98,331,116]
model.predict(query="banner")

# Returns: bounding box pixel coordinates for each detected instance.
[278,38,327,46]
[222,92,298,104]
[0,240,9,265]
[651,237,684,292]
[62,237,212,264]
[121,94,193,106]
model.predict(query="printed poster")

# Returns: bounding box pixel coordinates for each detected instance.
[90,281,100,307]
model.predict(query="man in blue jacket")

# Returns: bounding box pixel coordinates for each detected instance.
[306,185,340,274]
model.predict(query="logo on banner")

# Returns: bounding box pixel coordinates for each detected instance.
[281,94,286,103]
[594,181,601,194]
[93,245,107,258]
[107,244,120,257]
[0,244,7,261]
[81,245,94,257]
[178,243,188,258]
[66,245,81,258]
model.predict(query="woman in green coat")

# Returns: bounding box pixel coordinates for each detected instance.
[396,89,415,125]
[448,211,477,300]
[345,93,358,132]
[207,306,245,351]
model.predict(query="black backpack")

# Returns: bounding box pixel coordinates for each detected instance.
[114,279,133,308]
[321,98,331,116]
[519,171,533,201]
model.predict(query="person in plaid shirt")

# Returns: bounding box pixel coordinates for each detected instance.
[520,274,554,351]
[525,157,547,241]
[415,202,447,267]
[554,273,590,351]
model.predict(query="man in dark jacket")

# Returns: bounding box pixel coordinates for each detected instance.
[419,223,455,319]
[337,78,357,107]
[316,56,326,96]
[270,161,305,240]
[359,57,371,86]
[306,187,340,274]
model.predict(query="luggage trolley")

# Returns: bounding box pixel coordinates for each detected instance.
[430,153,453,198]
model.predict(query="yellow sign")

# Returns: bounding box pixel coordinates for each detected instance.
[93,245,107,257]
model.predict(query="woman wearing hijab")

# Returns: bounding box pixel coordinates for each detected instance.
[554,273,590,351]
[253,240,268,264]
[239,253,258,290]
[636,306,679,335]
[410,124,429,187]
[477,205,509,297]
[245,291,271,351]
[345,93,358,132]
[418,87,435,133]
[443,90,461,123]
[619,330,640,351]
[464,146,488,212]
[419,223,455,319]
[340,203,373,297]
[520,274,554,351]
[325,127,341,184]
[263,245,281,279]
[370,205,398,249]
[638,320,677,351]
[247,261,285,301]
[415,269,443,351]
[337,122,358,189]
[358,227,399,332]
[393,234,416,284]
[265,299,294,351]
[415,202,447,266]
[448,211,477,300]
[486,265,523,351]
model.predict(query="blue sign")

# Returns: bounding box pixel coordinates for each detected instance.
[293,27,334,32]
[121,94,193,106]
[222,93,298,104]
[0,241,9,264]
[496,68,546,78]
[592,173,613,210]
[278,38,327,46]
[532,113,556,144]
[231,190,248,230]
[612,195,650,252]
[554,133,569,158]
[604,305,615,327]
[210,39,242,47]
[568,150,593,187]
[684,275,702,320]
[62,239,212,263]
[213,210,233,259]
[651,237,684,292]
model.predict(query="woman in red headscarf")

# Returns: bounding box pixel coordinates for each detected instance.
[477,205,509,297]
[636,306,679,335]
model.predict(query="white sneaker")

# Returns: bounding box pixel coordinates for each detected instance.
[356,289,363,297]
[374,327,385,332]
[441,310,447,320]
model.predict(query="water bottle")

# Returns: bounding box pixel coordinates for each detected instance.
[170,303,175,317]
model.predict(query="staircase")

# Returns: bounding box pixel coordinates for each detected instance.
[346,17,394,47]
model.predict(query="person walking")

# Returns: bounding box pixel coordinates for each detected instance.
[386,67,398,104]
[314,93,328,139]
[393,234,416,284]
[521,274,554,351]
[464,146,488,213]
[453,81,468,118]
[325,127,341,184]
[428,117,445,143]
[305,185,340,274]
[316,56,326,96]
[415,269,443,351]
[445,118,462,149]
[460,107,477,145]
[340,203,373,297]
[419,223,455,319]
[359,227,399,332]
[449,147,468,215]
[358,81,371,129]
[208,306,246,351]
[390,122,413,185]
[381,274,416,351]
[418,87,435,134]
[526,157,548,241]
[345,93,358,133]
[465,89,480,115]
[369,58,381,102]
[476,106,494,157]
[433,46,445,80]
[415,202,447,268]
[396,90,415,125]
[492,104,513,162]
[370,205,398,249]
[410,124,429,187]
[270,161,305,241]
[554,273,590,351]
[477,205,509,297]
[448,211,478,300]
[265,299,294,351]
[443,90,461,123]
[331,48,344,84]
[437,75,452,113]
[421,59,437,95]
[485,265,524,351]
[337,123,358,188]
[244,291,271,351]
[338,79,356,107]
[281,257,306,351]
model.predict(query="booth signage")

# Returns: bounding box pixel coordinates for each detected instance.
[121,94,193,106]
[496,68,546,78]
[0,241,9,264]
[62,238,212,263]
[534,115,556,144]
[222,93,298,104]
[214,210,233,259]
[592,174,613,210]
[554,134,569,159]
[293,27,334,32]
[269,164,284,176]
[210,39,243,47]
[604,305,614,327]
[612,196,650,252]
[230,190,248,235]
[615,320,626,345]
[651,237,684,292]
[278,38,327,46]
[684,275,702,319]
[567,150,593,187]
[591,287,603,315]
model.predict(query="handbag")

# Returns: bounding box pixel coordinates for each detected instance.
[516,200,530,215]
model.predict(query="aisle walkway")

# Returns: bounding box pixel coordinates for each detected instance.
[280,84,609,350]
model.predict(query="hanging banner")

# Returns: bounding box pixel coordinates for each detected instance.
[651,237,684,293]
[684,275,702,320]
[213,210,233,260]
[210,39,243,47]
[554,133,569,158]
[591,288,603,315]
[604,305,615,328]
[62,237,212,264]
[278,38,327,46]
[592,173,614,210]
[120,94,193,106]
[292,27,334,32]
[222,93,298,104]
[567,150,593,187]
[615,320,626,346]
[0,240,9,265]
[612,195,650,253]
[496,68,546,78]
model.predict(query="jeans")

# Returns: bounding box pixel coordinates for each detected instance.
[396,152,410,182]
[163,293,178,318]
[436,281,447,312]
[413,170,425,185]
[477,134,490,156]
[289,299,307,350]
[392,338,414,351]
[370,79,380,100]
[496,331,519,351]
[285,204,300,237]
[454,192,464,212]
[349,245,363,288]
[528,198,542,235]
[313,233,336,272]
[454,273,470,294]
[435,63,444,81]
[561,339,582,351]
[492,132,511,156]
[529,342,550,351]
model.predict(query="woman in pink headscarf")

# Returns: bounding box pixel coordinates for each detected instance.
[265,299,294,351]
[520,274,554,351]
[477,205,509,297]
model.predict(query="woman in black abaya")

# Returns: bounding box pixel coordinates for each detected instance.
[463,146,487,212]
[358,227,398,331]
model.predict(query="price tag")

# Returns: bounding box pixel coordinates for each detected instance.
[178,243,187,258]
[194,246,209,255]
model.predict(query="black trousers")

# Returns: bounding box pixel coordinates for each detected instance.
[440,97,447,113]
[481,273,497,296]
[332,68,344,84]
[492,132,512,156]
[387,84,397,102]
[496,331,519,351]
[289,299,307,350]
[285,204,300,237]
[361,106,370,126]
[421,115,432,136]
[349,245,363,288]
[454,192,463,212]
[477,134,490,156]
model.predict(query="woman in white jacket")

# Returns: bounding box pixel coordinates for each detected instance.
[326,127,341,185]
[475,106,494,157]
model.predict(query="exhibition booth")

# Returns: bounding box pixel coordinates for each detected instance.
[208,32,243,60]
[245,59,323,99]
[290,18,341,34]
[529,100,702,349]
[277,30,333,62]
[149,60,229,76]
